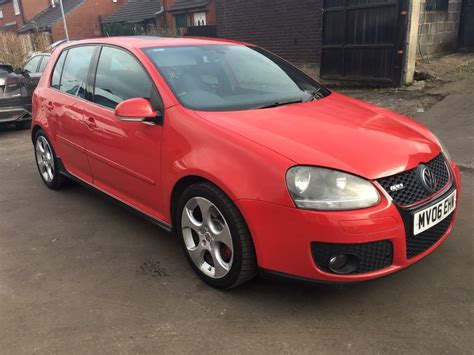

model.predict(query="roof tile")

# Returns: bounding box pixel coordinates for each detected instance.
[19,0,86,33]
[169,0,209,12]
[102,0,163,24]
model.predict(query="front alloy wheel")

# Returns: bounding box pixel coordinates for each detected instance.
[181,197,234,279]
[177,182,257,289]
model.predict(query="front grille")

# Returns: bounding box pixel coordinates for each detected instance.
[377,154,450,206]
[311,240,393,274]
[403,207,454,259]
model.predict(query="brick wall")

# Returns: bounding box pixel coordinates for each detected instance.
[161,0,176,30]
[21,0,49,21]
[50,0,127,41]
[216,0,322,78]
[206,0,216,25]
[0,0,24,30]
[418,0,463,57]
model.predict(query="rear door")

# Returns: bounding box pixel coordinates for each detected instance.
[83,46,164,216]
[45,46,97,182]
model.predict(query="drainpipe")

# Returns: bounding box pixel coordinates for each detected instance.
[403,0,421,85]
[59,0,70,41]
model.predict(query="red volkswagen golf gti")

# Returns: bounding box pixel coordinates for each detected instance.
[31,37,461,289]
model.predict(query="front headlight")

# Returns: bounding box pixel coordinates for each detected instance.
[286,167,380,211]
[433,134,452,162]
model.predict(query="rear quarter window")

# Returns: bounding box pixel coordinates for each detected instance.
[51,50,68,89]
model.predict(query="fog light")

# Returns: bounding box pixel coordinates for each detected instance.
[328,254,358,274]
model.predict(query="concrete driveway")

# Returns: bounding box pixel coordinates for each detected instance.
[0,96,472,353]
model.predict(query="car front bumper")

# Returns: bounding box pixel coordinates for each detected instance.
[0,96,32,123]
[236,161,462,283]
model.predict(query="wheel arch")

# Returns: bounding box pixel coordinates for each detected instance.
[31,124,43,143]
[169,174,239,229]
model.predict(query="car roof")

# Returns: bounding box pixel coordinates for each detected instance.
[60,36,250,51]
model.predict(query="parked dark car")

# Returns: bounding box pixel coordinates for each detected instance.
[0,64,32,130]
[23,53,51,93]
[0,54,50,129]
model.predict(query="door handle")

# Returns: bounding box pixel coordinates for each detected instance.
[85,117,98,129]
[45,101,54,111]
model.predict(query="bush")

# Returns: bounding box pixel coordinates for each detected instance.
[0,31,50,68]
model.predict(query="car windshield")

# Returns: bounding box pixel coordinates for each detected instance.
[144,45,330,111]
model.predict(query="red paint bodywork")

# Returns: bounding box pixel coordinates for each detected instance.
[32,37,461,282]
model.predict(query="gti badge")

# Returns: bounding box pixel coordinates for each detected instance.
[417,164,437,193]
[390,183,405,192]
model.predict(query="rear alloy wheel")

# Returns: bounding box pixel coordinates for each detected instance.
[177,182,257,289]
[34,130,66,190]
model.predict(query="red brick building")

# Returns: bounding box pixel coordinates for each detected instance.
[0,0,24,32]
[102,0,216,35]
[18,0,127,42]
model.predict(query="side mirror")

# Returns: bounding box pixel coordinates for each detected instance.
[14,68,24,75]
[115,98,162,124]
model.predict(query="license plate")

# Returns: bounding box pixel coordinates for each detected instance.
[413,190,456,235]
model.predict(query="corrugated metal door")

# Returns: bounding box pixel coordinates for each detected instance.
[320,0,407,85]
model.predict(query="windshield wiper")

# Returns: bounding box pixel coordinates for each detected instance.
[256,98,303,109]
[304,88,324,102]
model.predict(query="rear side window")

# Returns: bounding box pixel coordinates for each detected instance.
[59,46,95,98]
[93,46,152,109]
[38,56,50,73]
[51,50,68,89]
[24,56,41,73]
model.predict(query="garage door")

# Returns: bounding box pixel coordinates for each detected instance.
[320,0,408,85]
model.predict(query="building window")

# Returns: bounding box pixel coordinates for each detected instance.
[12,0,20,15]
[426,0,449,11]
[0,9,3,19]
[175,14,187,29]
[193,12,207,26]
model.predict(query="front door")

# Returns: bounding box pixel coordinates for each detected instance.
[83,46,163,216]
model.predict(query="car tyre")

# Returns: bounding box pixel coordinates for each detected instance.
[34,130,66,190]
[177,182,258,289]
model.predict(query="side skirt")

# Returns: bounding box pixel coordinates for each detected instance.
[56,158,173,233]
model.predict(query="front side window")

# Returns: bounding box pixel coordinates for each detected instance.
[145,45,329,111]
[59,46,95,98]
[93,46,153,110]
[24,56,42,73]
